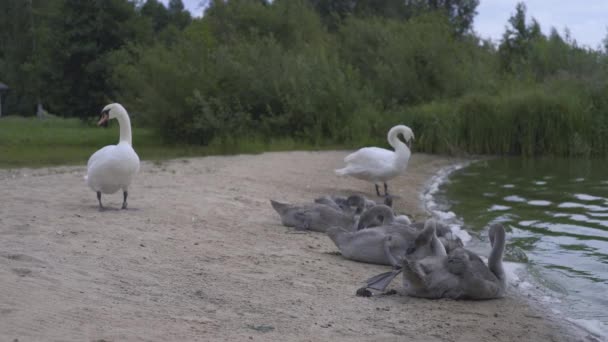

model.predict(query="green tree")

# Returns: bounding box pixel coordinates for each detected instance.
[498,2,543,74]
[49,0,141,118]
[404,0,479,35]
[167,0,192,29]
[0,0,62,114]
[141,0,169,32]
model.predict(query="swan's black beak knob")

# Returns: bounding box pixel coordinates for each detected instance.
[97,109,110,127]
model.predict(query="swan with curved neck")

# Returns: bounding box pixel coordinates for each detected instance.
[86,103,140,210]
[335,125,414,197]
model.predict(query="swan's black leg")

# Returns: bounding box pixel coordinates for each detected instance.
[384,182,389,196]
[97,191,104,211]
[122,191,128,210]
[375,184,381,197]
[384,195,393,208]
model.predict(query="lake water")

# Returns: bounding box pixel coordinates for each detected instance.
[427,158,608,339]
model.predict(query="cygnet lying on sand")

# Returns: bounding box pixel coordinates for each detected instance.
[270,200,359,233]
[363,224,506,300]
[326,219,445,266]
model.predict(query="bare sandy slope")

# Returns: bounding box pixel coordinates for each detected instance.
[0,151,585,342]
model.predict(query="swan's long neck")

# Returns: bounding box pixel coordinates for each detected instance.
[388,130,410,167]
[488,225,506,280]
[431,234,448,257]
[116,110,133,145]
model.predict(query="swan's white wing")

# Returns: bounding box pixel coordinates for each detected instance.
[86,144,139,193]
[343,147,394,171]
[87,145,115,171]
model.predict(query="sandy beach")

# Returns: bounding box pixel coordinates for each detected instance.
[0,151,588,341]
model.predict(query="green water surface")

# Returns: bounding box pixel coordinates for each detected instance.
[440,158,608,329]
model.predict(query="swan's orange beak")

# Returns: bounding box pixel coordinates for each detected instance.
[97,112,109,127]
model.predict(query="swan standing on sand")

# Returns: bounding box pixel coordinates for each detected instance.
[85,103,140,210]
[335,125,414,197]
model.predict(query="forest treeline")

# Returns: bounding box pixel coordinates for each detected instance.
[1,0,608,157]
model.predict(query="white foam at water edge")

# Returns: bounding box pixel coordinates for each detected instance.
[503,261,524,287]
[421,162,471,243]
[448,224,471,243]
[567,318,608,341]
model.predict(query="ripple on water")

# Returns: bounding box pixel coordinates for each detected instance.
[534,180,547,185]
[573,193,604,201]
[502,184,515,188]
[504,195,526,202]
[519,220,538,227]
[488,204,511,211]
[528,200,552,206]
[557,202,608,211]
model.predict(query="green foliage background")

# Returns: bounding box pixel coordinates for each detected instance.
[2,0,608,158]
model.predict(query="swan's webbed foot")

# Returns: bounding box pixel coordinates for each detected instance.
[121,191,128,210]
[375,184,381,197]
[97,191,105,211]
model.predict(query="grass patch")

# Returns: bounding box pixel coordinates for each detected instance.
[0,116,347,169]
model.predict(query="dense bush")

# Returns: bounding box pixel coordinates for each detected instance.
[3,0,608,157]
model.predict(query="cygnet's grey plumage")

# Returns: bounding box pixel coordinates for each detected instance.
[270,200,357,233]
[356,204,412,230]
[314,194,377,215]
[356,204,397,230]
[314,195,347,211]
[327,219,446,266]
[409,220,463,253]
[399,224,507,299]
[361,220,447,290]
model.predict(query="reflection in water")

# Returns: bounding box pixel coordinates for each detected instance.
[438,158,608,337]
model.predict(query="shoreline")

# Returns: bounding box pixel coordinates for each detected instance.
[0,151,589,341]
[419,160,599,342]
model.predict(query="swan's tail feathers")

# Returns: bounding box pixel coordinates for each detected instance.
[365,269,402,291]
[270,200,289,215]
[334,167,349,177]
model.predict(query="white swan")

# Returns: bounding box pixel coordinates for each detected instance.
[335,125,414,196]
[85,103,140,210]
